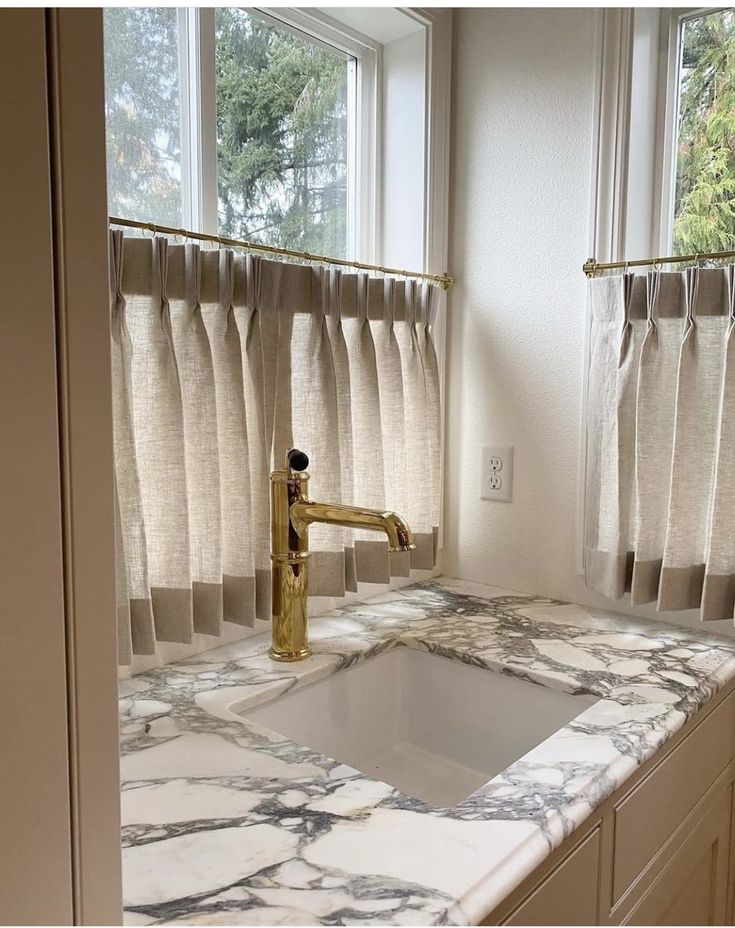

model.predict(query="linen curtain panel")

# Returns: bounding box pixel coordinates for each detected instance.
[110,232,441,664]
[585,266,735,621]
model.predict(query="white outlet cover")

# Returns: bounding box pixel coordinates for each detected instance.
[481,446,513,502]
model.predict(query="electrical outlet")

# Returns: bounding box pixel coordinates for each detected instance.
[481,446,513,502]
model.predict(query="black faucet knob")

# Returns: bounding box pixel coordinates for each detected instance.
[287,448,309,472]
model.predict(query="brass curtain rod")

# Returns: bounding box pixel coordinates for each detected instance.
[584,247,735,277]
[109,216,456,290]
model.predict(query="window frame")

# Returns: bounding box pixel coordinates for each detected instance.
[590,7,732,266]
[257,8,380,263]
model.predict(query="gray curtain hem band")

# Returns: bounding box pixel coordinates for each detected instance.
[129,598,156,655]
[255,568,271,621]
[150,586,194,644]
[344,546,358,593]
[657,563,705,612]
[192,580,224,637]
[310,550,347,598]
[355,539,391,584]
[630,559,663,606]
[702,573,735,621]
[389,548,411,578]
[117,604,133,666]
[223,574,257,627]
[410,533,435,571]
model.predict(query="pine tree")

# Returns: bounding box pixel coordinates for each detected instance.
[215,9,348,255]
[674,10,735,255]
[103,8,183,227]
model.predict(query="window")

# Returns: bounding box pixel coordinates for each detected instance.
[591,8,735,264]
[672,8,735,255]
[103,7,452,278]
[104,8,355,256]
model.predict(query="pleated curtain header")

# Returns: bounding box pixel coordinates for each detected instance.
[116,235,436,323]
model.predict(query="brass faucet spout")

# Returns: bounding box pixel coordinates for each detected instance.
[290,501,415,552]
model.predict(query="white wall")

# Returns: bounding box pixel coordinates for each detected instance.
[444,8,734,637]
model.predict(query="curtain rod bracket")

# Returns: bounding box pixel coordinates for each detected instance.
[583,258,601,278]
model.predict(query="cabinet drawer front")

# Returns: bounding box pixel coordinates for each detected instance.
[504,829,600,926]
[622,784,732,926]
[613,689,735,903]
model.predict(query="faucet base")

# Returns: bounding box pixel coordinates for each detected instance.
[269,645,313,662]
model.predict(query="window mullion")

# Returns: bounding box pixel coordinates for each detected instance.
[177,8,217,235]
[177,9,196,230]
[355,50,378,263]
[346,58,357,260]
[197,9,218,236]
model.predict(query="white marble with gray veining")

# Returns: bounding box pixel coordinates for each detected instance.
[120,578,735,926]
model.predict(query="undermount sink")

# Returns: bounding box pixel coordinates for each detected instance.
[241,647,596,807]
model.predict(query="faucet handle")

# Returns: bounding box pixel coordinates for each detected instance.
[286,448,309,472]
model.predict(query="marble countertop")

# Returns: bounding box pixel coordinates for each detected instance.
[120,578,735,926]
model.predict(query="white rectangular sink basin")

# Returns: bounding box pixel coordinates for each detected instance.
[242,647,596,807]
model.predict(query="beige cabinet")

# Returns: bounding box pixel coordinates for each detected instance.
[623,785,732,927]
[503,830,601,926]
[486,684,735,927]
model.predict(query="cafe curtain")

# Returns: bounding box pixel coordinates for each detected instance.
[110,232,442,664]
[585,266,735,621]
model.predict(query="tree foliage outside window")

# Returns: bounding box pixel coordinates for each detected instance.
[103,8,184,228]
[216,9,349,256]
[103,8,350,257]
[674,9,735,255]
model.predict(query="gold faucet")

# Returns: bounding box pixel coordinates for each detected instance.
[269,448,415,662]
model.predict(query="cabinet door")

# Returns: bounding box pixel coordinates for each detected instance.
[503,829,601,926]
[612,690,735,904]
[623,785,732,926]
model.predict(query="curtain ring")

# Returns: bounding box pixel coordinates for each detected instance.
[142,223,156,240]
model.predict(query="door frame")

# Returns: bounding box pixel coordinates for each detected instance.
[46,9,123,922]
[0,9,74,922]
